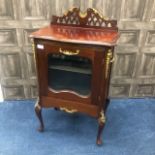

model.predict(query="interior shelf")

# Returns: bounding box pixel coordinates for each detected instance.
[48,65,91,74]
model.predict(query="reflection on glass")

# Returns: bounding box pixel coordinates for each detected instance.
[48,53,92,96]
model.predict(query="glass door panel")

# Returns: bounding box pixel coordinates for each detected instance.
[48,53,92,96]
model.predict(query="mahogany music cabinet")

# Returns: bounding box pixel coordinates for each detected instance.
[30,8,118,145]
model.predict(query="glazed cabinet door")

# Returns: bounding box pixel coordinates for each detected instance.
[34,39,106,106]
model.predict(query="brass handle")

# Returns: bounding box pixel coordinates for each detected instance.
[59,48,79,56]
[60,107,77,113]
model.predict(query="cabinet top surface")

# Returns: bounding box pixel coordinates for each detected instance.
[30,25,118,46]
[30,8,119,46]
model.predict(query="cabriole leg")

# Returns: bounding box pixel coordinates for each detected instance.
[34,101,44,132]
[96,110,106,145]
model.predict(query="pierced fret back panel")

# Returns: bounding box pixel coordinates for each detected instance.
[52,8,117,29]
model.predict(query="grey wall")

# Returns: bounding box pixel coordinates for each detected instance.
[0,0,155,99]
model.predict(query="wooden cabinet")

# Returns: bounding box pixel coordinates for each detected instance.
[30,8,118,145]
